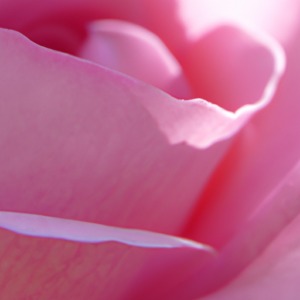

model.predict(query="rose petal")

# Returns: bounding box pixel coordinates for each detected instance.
[0,28,252,235]
[197,207,300,300]
[0,22,283,233]
[184,6,300,250]
[178,0,300,45]
[139,25,284,148]
[181,5,300,296]
[0,211,213,300]
[0,0,185,56]
[177,159,300,298]
[182,25,275,111]
[77,19,192,99]
[0,211,211,250]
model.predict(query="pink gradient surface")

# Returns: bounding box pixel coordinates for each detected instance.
[0,0,299,299]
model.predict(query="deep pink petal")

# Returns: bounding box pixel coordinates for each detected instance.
[0,212,213,300]
[0,0,186,57]
[77,19,192,99]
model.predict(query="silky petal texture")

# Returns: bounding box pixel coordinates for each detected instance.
[173,159,300,298]
[182,25,275,112]
[4,0,292,61]
[77,19,192,99]
[137,26,284,149]
[0,212,211,250]
[197,206,300,300]
[184,2,300,250]
[0,212,214,300]
[0,0,287,119]
[0,0,188,57]
[178,0,300,45]
[0,27,225,235]
[0,0,294,298]
[0,23,283,234]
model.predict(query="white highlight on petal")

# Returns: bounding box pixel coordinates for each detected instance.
[138,24,285,149]
[0,211,213,251]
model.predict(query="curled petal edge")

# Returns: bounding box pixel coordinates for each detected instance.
[0,25,285,150]
[138,23,286,149]
[0,211,214,251]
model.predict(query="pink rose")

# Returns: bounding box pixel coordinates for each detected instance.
[0,0,298,299]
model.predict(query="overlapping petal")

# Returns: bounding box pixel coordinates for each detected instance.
[184,0,300,251]
[77,19,192,99]
[178,1,300,296]
[0,0,185,56]
[0,23,283,236]
[0,27,222,236]
[176,160,300,298]
[197,201,300,300]
[0,0,294,298]
[0,212,213,300]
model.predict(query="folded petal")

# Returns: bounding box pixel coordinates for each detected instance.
[0,28,253,235]
[177,160,300,298]
[0,22,281,235]
[140,25,284,148]
[181,5,300,296]
[185,5,300,250]
[0,212,213,300]
[77,19,192,99]
[182,25,278,112]
[0,0,186,56]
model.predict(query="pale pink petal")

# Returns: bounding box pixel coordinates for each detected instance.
[77,19,192,99]
[176,160,300,298]
[122,161,300,298]
[197,205,300,300]
[181,6,300,297]
[0,211,213,300]
[0,19,283,233]
[182,25,277,112]
[140,25,284,148]
[3,0,292,66]
[185,6,300,249]
[0,211,211,250]
[178,0,300,45]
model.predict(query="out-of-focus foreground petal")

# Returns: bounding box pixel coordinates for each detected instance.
[77,19,192,99]
[0,211,213,300]
[0,25,282,234]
